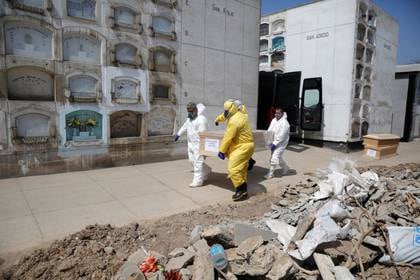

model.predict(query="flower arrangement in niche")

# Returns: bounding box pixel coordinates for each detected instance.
[67,118,82,128]
[85,118,97,128]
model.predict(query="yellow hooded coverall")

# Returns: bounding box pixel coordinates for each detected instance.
[219,100,254,188]
[214,104,248,124]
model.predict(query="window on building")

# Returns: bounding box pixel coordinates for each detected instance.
[271,36,285,52]
[362,85,371,101]
[65,110,102,141]
[365,48,374,64]
[147,108,175,136]
[67,0,96,19]
[354,83,361,99]
[367,29,375,45]
[149,48,175,73]
[153,84,170,99]
[368,9,376,27]
[352,101,361,118]
[272,19,285,34]
[69,75,98,102]
[356,43,365,61]
[357,23,366,41]
[152,16,172,35]
[112,78,140,103]
[7,67,54,101]
[16,113,49,138]
[115,43,137,65]
[63,34,100,64]
[151,0,177,9]
[114,7,136,26]
[358,2,367,21]
[5,23,53,59]
[11,0,47,13]
[271,52,284,68]
[363,67,372,82]
[361,121,369,136]
[259,39,268,52]
[362,104,370,119]
[356,64,363,79]
[351,120,361,138]
[259,55,268,65]
[110,111,142,138]
[260,23,269,36]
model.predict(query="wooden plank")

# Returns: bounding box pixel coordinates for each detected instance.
[313,253,335,280]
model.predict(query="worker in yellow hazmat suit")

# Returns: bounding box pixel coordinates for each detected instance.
[217,100,254,201]
[214,100,256,171]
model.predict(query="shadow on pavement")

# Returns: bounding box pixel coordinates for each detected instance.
[206,165,268,197]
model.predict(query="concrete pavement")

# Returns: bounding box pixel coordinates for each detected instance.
[0,141,419,255]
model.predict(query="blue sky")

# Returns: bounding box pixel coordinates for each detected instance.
[261,0,420,65]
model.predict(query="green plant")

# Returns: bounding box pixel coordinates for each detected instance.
[85,118,97,128]
[67,118,81,128]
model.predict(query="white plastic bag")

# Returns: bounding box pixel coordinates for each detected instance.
[316,199,351,220]
[290,216,340,260]
[379,226,420,264]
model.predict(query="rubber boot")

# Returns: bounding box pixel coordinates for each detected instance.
[232,183,248,201]
[247,158,256,171]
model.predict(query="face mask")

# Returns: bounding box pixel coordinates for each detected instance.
[223,110,229,118]
[188,111,197,120]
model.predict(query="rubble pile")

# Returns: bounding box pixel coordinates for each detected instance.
[1,162,419,280]
[110,159,419,280]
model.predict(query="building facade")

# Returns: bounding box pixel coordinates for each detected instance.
[0,0,260,159]
[258,0,399,143]
[259,11,285,72]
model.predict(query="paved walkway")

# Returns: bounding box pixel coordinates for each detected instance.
[1,141,419,255]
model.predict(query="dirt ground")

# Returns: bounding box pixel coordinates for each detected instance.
[1,163,419,280]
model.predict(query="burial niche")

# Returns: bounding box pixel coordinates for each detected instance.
[110,111,142,138]
[63,34,100,64]
[7,67,54,101]
[5,23,53,59]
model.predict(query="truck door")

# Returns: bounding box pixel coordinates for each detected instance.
[300,77,323,131]
[273,72,301,133]
[257,71,301,131]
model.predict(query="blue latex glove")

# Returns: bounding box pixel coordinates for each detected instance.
[217,152,225,160]
[174,135,180,142]
[270,143,276,152]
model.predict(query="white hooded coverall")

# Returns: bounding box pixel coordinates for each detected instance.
[177,104,211,185]
[267,112,290,176]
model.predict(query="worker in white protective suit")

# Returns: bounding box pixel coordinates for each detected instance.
[174,102,211,187]
[265,107,290,179]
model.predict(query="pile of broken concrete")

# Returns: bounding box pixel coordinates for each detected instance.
[114,160,419,280]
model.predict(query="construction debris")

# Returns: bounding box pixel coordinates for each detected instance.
[1,162,419,280]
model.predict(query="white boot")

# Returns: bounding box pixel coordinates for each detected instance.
[264,166,276,179]
[189,181,203,187]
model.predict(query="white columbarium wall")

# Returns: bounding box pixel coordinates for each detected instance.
[285,0,357,142]
[179,0,260,131]
[365,1,399,134]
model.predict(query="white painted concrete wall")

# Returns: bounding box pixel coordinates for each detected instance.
[179,0,260,131]
[392,75,409,137]
[368,2,399,135]
[285,0,357,142]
